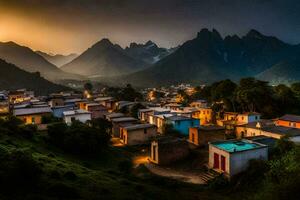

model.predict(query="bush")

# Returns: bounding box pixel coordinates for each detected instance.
[48,121,111,155]
[207,174,229,190]
[19,124,37,139]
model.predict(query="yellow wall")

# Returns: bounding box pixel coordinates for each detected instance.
[192,108,212,125]
[18,114,43,125]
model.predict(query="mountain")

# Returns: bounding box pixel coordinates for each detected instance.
[0,59,70,95]
[61,39,148,78]
[95,28,300,87]
[36,51,78,67]
[124,41,175,64]
[0,41,81,81]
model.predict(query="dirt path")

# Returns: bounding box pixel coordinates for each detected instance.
[145,163,215,184]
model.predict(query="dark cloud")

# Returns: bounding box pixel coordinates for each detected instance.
[0,0,299,53]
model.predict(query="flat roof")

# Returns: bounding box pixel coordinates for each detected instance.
[63,109,91,116]
[105,113,125,118]
[13,106,52,116]
[210,139,267,153]
[94,97,113,101]
[111,117,137,123]
[124,123,156,131]
[167,115,193,121]
[279,114,300,122]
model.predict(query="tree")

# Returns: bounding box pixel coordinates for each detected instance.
[84,82,93,91]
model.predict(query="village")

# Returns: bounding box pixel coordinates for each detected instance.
[1,83,299,184]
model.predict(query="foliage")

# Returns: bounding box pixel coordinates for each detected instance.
[193,77,300,118]
[104,84,143,101]
[254,148,300,200]
[42,114,61,124]
[47,121,111,155]
[84,82,93,91]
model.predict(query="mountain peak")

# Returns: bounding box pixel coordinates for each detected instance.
[197,28,223,40]
[246,29,264,39]
[95,38,114,47]
[145,40,155,46]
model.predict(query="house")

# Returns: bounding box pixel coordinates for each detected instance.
[138,108,154,121]
[163,103,182,111]
[63,109,91,125]
[236,112,261,125]
[166,116,200,135]
[148,113,174,133]
[9,90,28,104]
[0,99,9,117]
[189,125,225,146]
[48,97,65,107]
[149,136,190,165]
[208,139,268,177]
[190,100,208,108]
[111,117,138,137]
[191,107,213,125]
[85,103,108,119]
[217,112,261,134]
[120,123,157,145]
[277,114,300,128]
[104,112,125,121]
[236,120,300,143]
[64,98,83,107]
[94,97,114,110]
[51,105,74,118]
[13,106,52,125]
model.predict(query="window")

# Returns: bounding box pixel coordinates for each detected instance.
[290,122,296,127]
[71,117,76,122]
[144,128,147,134]
[32,117,35,124]
[255,116,258,120]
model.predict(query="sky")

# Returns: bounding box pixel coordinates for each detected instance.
[0,0,299,54]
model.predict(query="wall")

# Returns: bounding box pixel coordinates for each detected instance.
[209,145,230,175]
[18,114,43,125]
[277,120,300,129]
[209,144,268,177]
[123,126,157,145]
[155,142,189,165]
[192,108,212,125]
[230,147,268,176]
[171,119,200,135]
[64,114,91,125]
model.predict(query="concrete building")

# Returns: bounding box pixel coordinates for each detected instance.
[277,114,300,129]
[120,123,157,145]
[111,117,138,137]
[85,103,108,119]
[104,112,125,121]
[166,116,200,135]
[13,106,52,125]
[189,125,225,146]
[149,137,190,165]
[208,139,268,177]
[63,109,91,125]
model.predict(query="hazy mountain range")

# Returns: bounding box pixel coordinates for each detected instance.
[36,51,78,67]
[0,28,299,91]
[92,29,300,86]
[0,42,82,81]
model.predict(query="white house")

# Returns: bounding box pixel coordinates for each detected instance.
[208,139,268,177]
[63,109,91,125]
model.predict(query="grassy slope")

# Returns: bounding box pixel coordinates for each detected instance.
[0,133,228,200]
